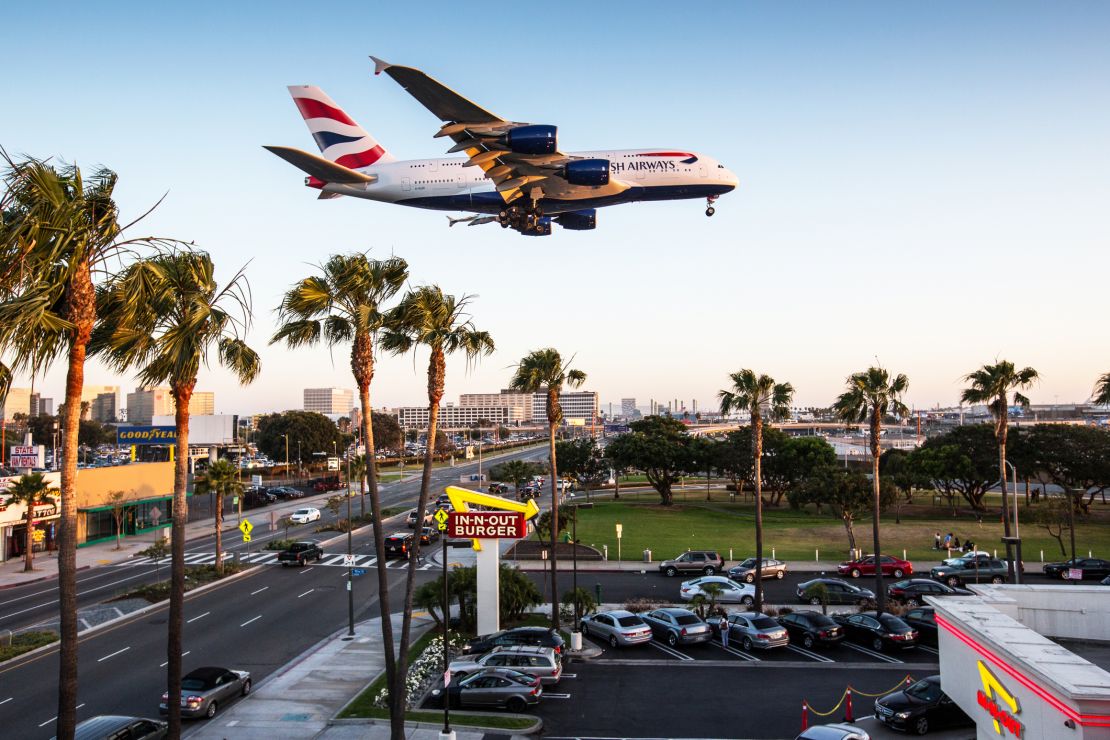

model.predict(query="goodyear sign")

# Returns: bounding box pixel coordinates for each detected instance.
[117,426,177,445]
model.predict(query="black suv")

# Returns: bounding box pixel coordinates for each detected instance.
[461,627,566,656]
[384,532,414,559]
[777,610,844,649]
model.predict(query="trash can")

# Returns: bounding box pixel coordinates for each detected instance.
[643,549,652,563]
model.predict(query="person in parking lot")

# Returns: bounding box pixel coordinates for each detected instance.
[718,614,729,648]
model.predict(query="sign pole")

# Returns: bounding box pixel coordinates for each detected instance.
[346,454,355,638]
[441,527,451,739]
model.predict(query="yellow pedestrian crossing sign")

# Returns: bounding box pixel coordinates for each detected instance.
[434,508,449,531]
[239,519,253,535]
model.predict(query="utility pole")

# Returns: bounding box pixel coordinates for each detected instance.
[441,527,452,739]
[345,453,354,637]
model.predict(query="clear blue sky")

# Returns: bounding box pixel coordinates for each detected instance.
[4,1,1109,415]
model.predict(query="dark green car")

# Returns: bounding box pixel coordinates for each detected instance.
[929,559,1008,587]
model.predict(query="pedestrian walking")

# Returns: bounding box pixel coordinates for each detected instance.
[933,531,942,550]
[719,614,730,649]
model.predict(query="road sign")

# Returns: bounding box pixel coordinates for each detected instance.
[239,519,253,535]
[242,533,252,543]
[352,568,366,576]
[448,511,527,540]
[433,509,449,524]
[443,485,540,551]
[342,553,357,567]
[150,506,163,526]
[615,523,623,538]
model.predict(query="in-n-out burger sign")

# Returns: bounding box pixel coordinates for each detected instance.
[977,660,1023,738]
[448,511,527,540]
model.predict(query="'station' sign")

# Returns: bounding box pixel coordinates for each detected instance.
[448,511,527,540]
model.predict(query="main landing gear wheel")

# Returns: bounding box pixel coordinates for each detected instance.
[705,206,715,217]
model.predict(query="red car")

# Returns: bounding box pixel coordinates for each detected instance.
[837,555,913,579]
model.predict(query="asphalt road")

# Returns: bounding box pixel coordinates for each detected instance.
[0,444,547,738]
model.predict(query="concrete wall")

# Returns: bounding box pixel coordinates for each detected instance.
[76,462,174,508]
[971,584,1110,642]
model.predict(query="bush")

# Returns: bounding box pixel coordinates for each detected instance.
[559,587,598,624]
[266,539,296,551]
[0,630,57,662]
[623,597,664,614]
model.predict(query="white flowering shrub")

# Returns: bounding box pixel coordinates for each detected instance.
[372,633,466,710]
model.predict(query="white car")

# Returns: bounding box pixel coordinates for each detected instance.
[679,575,756,606]
[289,507,321,524]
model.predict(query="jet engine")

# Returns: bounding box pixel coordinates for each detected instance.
[556,209,597,230]
[505,125,557,155]
[563,159,610,186]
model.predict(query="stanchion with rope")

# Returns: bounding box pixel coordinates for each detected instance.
[844,688,854,722]
[845,674,918,697]
[801,701,808,731]
[801,675,916,733]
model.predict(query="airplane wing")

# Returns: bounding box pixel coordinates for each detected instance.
[371,56,627,205]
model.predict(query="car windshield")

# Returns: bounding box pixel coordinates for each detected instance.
[751,617,779,630]
[809,615,837,627]
[893,580,912,588]
[905,679,943,702]
[675,615,701,626]
[295,509,308,515]
[879,615,911,631]
[617,616,644,627]
[503,669,535,685]
[739,558,757,567]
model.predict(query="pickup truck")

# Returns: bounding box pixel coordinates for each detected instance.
[278,540,324,566]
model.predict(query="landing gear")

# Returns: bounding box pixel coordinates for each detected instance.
[705,194,719,217]
[705,206,715,217]
[497,204,547,234]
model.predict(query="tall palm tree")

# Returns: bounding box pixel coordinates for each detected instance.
[193,459,244,576]
[5,473,59,572]
[272,251,407,730]
[382,286,494,725]
[349,453,368,519]
[718,370,793,611]
[0,154,171,739]
[832,367,908,613]
[509,349,586,631]
[91,248,259,736]
[961,361,1038,579]
[1093,373,1110,406]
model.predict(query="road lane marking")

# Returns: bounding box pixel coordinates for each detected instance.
[250,586,269,596]
[240,615,262,627]
[0,697,12,706]
[297,589,315,598]
[39,704,85,728]
[0,601,54,621]
[787,645,835,663]
[186,611,211,624]
[97,646,130,662]
[842,642,904,663]
[649,642,693,661]
[297,567,315,574]
[160,650,191,668]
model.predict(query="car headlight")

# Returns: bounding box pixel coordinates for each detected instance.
[896,711,911,719]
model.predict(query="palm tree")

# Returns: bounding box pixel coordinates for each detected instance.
[961,361,1038,580]
[0,154,172,739]
[91,248,259,736]
[349,453,368,519]
[194,459,244,575]
[832,367,909,613]
[272,252,407,732]
[500,459,539,496]
[5,473,59,572]
[509,349,586,631]
[1093,373,1110,406]
[718,370,793,612]
[381,285,494,723]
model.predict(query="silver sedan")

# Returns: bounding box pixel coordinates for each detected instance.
[160,666,251,719]
[580,610,653,647]
[725,611,790,651]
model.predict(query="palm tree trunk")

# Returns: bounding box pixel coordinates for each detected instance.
[548,418,561,631]
[23,512,34,572]
[871,411,884,614]
[166,384,194,737]
[997,406,1013,579]
[215,492,224,577]
[753,414,764,612]
[57,276,93,740]
[395,348,444,728]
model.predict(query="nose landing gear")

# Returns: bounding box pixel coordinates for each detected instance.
[705,195,719,217]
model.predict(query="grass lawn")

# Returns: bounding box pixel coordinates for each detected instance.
[568,498,1110,564]
[0,630,57,662]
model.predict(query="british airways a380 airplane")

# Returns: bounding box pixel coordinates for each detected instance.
[265,57,738,236]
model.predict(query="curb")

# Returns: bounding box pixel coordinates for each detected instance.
[0,564,90,591]
[329,714,543,735]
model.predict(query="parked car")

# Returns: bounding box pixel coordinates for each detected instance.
[579,610,652,647]
[874,675,973,735]
[796,578,875,606]
[1102,575,1110,586]
[430,667,541,712]
[419,526,440,546]
[518,487,538,501]
[679,575,755,605]
[69,715,167,740]
[725,611,789,651]
[837,555,913,579]
[270,486,304,500]
[448,646,562,684]
[658,550,725,577]
[461,627,565,656]
[641,607,712,647]
[728,557,787,583]
[833,611,917,652]
[288,507,321,524]
[887,579,971,606]
[488,483,510,494]
[929,559,1008,587]
[795,723,871,740]
[777,610,845,649]
[242,487,276,508]
[902,606,938,647]
[159,666,251,719]
[277,540,324,567]
[384,532,414,559]
[941,550,992,567]
[436,494,454,508]
[312,478,343,492]
[406,508,432,528]
[1043,557,1110,581]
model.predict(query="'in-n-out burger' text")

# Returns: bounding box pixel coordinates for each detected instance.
[448,511,526,539]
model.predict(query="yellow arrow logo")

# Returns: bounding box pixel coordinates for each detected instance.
[444,485,540,551]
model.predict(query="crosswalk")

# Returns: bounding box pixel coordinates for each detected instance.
[121,551,437,570]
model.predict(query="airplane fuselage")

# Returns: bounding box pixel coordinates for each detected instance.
[319,149,738,215]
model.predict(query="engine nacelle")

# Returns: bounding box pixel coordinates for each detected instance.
[563,159,610,186]
[556,209,597,231]
[506,125,557,155]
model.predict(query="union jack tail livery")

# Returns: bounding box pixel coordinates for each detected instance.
[287,85,394,168]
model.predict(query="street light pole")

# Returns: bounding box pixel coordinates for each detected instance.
[284,434,290,480]
[346,454,355,637]
[441,528,452,738]
[1005,460,1022,584]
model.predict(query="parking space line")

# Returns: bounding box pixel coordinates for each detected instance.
[561,673,577,679]
[297,567,315,574]
[544,692,572,699]
[918,645,939,655]
[649,642,693,661]
[710,642,759,662]
[786,645,835,663]
[842,643,904,663]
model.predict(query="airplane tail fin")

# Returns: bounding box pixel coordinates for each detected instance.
[286,85,396,169]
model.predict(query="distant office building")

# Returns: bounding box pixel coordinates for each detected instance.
[395,405,526,430]
[1,388,32,421]
[460,391,534,421]
[30,393,54,417]
[532,390,599,424]
[90,392,117,423]
[303,388,354,415]
[621,398,637,419]
[350,407,362,431]
[190,392,215,416]
[126,387,175,425]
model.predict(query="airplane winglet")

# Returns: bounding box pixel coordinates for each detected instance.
[370,56,391,76]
